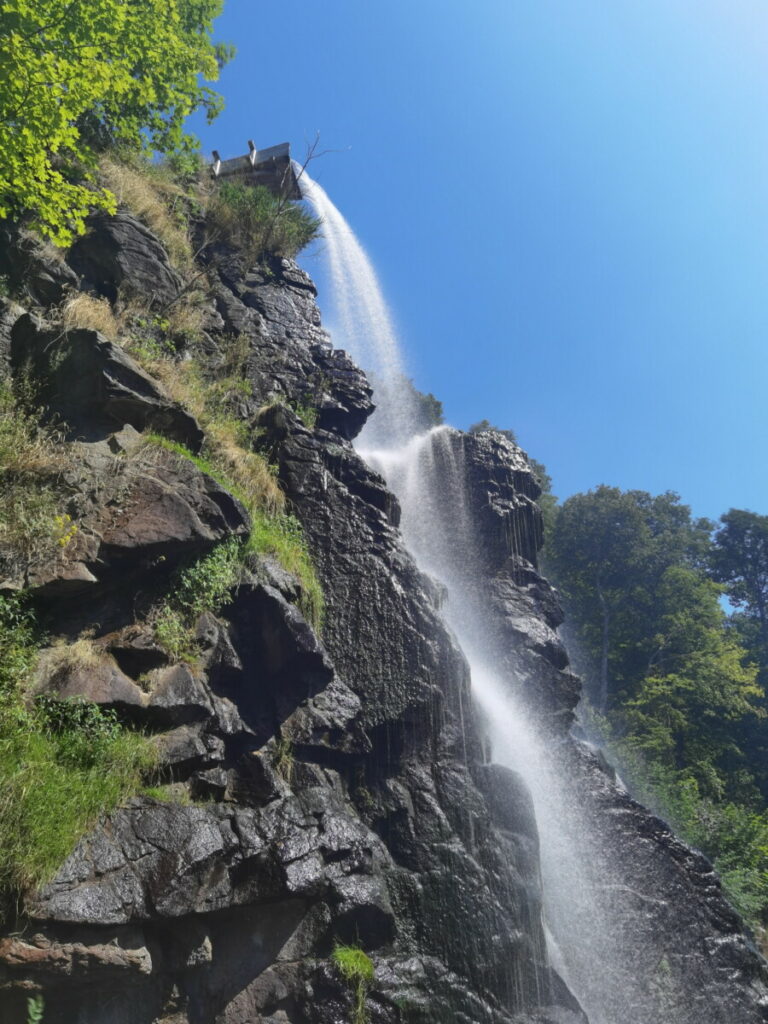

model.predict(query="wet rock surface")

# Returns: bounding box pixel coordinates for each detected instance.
[0,213,764,1024]
[413,426,768,1023]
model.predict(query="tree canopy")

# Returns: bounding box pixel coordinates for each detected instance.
[546,487,768,929]
[0,0,229,243]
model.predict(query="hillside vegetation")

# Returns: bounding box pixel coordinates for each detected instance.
[543,484,768,942]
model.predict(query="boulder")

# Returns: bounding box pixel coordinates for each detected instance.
[67,210,183,306]
[10,313,202,448]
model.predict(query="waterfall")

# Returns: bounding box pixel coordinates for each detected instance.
[297,168,418,447]
[300,170,646,1024]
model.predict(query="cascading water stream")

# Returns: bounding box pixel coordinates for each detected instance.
[299,168,640,1023]
[296,168,418,447]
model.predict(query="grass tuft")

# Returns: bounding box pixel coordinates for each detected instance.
[60,293,119,340]
[0,380,75,581]
[142,434,323,630]
[332,944,374,1024]
[99,157,194,273]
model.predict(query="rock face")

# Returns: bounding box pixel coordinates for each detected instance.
[0,220,582,1024]
[67,210,184,305]
[0,207,764,1024]
[385,425,768,1024]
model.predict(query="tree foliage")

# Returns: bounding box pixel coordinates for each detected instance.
[0,0,229,243]
[468,419,516,442]
[712,509,768,670]
[548,487,712,710]
[547,487,768,928]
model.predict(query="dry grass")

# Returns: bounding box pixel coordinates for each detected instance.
[0,380,77,582]
[19,228,67,265]
[0,379,65,478]
[165,295,206,340]
[60,293,120,341]
[99,158,194,273]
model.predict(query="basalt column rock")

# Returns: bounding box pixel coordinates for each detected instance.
[433,425,768,1024]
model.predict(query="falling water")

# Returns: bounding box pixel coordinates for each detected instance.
[299,171,650,1023]
[298,167,418,446]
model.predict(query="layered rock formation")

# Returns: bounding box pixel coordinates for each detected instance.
[0,214,583,1024]
[0,201,765,1024]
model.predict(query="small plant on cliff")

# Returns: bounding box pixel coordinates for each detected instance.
[143,435,324,630]
[151,538,242,661]
[0,379,77,582]
[272,734,295,784]
[26,996,44,1024]
[206,181,321,260]
[331,944,375,1024]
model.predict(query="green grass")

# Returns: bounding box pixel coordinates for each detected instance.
[0,379,76,579]
[207,181,321,260]
[331,944,374,1024]
[246,511,324,629]
[151,539,242,661]
[0,595,156,905]
[0,714,155,895]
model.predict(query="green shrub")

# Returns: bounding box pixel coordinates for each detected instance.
[207,181,321,259]
[331,944,375,1024]
[0,594,39,701]
[26,996,44,1024]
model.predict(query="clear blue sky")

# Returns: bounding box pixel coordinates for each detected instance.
[189,0,768,522]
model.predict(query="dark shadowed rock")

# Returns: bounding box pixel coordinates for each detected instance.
[0,223,79,307]
[10,313,202,448]
[67,211,183,306]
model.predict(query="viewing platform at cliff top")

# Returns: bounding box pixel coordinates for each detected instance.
[209,141,303,200]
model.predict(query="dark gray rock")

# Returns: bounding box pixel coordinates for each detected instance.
[67,210,183,306]
[146,665,214,727]
[206,250,375,440]
[10,313,203,448]
[0,223,79,307]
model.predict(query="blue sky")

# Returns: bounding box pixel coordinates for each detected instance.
[189,0,768,522]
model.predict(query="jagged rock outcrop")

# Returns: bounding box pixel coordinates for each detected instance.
[11,313,203,449]
[1,200,765,1024]
[67,210,184,306]
[0,216,584,1024]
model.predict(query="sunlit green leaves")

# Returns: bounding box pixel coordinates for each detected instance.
[0,0,228,243]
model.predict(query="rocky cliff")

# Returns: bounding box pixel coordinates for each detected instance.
[0,203,765,1024]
